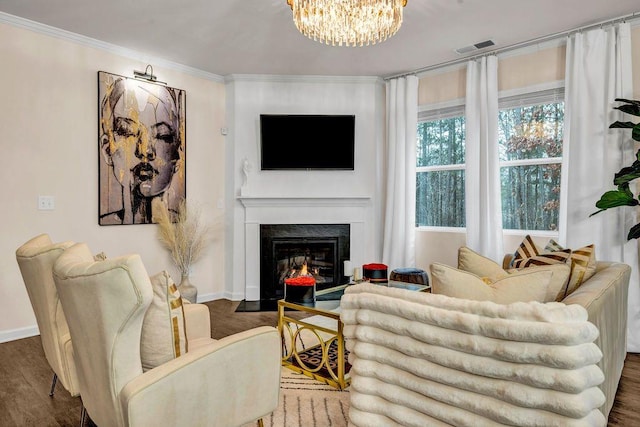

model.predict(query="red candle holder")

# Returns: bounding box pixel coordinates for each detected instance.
[284,276,316,305]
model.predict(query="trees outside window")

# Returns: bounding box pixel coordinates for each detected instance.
[498,100,564,231]
[415,89,564,231]
[416,115,465,227]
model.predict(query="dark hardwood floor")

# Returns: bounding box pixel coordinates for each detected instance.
[0,299,638,426]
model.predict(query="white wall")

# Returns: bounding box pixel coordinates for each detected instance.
[0,21,226,342]
[224,75,385,299]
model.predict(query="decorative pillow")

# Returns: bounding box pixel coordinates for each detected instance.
[457,246,506,281]
[511,235,572,268]
[544,239,597,297]
[430,262,552,304]
[140,271,188,371]
[458,246,571,302]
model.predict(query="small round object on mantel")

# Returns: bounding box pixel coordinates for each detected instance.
[362,263,388,283]
[390,267,429,286]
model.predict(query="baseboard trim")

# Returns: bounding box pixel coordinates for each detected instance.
[1,294,238,343]
[0,325,39,343]
[196,292,229,303]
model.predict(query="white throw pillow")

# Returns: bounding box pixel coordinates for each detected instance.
[458,246,571,302]
[458,246,508,281]
[140,271,188,371]
[430,262,552,304]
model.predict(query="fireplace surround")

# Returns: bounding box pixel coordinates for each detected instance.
[238,196,371,301]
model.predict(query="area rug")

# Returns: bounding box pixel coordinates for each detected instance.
[245,369,350,426]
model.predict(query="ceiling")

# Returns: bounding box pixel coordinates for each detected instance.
[1,1,638,78]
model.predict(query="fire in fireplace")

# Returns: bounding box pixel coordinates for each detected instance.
[276,240,334,285]
[260,224,350,300]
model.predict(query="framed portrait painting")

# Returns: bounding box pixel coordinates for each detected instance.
[98,71,186,225]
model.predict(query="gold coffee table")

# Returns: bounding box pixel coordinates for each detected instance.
[277,296,349,390]
[277,281,430,390]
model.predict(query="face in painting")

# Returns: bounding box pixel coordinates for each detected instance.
[101,79,182,199]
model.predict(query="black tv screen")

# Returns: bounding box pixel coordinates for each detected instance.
[260,114,355,170]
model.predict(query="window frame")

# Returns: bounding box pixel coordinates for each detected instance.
[498,87,564,232]
[416,101,466,230]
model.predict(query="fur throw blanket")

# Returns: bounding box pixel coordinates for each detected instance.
[340,284,606,427]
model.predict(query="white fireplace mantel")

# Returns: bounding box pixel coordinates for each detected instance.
[238,195,371,300]
[238,196,371,209]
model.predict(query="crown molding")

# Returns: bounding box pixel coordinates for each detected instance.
[225,74,384,85]
[0,11,224,83]
[238,196,371,208]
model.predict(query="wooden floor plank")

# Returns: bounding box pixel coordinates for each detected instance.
[0,299,637,426]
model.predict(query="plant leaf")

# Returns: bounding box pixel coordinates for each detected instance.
[614,98,640,107]
[609,121,636,129]
[634,124,640,142]
[613,162,640,186]
[594,189,639,211]
[628,222,640,240]
[615,104,640,117]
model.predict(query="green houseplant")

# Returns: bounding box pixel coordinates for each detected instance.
[592,98,640,239]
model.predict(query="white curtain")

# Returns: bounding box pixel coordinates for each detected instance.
[465,56,504,262]
[382,76,418,272]
[560,23,640,352]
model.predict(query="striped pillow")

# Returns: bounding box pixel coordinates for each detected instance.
[512,235,572,268]
[545,239,597,297]
[140,271,188,371]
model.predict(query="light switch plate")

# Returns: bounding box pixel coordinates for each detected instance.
[38,195,55,210]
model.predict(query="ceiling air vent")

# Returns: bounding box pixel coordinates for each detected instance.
[455,40,495,55]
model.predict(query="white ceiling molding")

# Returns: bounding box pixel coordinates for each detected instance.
[224,74,383,85]
[0,11,224,83]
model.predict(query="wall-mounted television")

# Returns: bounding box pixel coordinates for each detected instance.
[260,114,355,170]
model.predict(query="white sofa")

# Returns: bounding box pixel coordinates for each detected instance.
[340,261,630,426]
[561,261,630,417]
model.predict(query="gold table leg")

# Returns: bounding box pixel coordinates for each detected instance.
[277,299,350,390]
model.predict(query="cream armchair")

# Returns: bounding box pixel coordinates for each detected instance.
[53,243,280,427]
[16,234,80,397]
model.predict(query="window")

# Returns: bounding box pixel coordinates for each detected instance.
[498,90,564,231]
[416,107,465,227]
[416,88,564,231]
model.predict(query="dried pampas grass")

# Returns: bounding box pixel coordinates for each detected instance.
[152,198,212,276]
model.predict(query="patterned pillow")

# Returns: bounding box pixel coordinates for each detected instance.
[544,239,597,297]
[511,235,572,268]
[140,271,188,371]
[430,263,552,304]
[459,246,571,302]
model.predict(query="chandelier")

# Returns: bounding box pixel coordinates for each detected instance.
[286,0,408,47]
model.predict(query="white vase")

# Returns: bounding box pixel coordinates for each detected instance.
[179,274,198,304]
